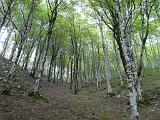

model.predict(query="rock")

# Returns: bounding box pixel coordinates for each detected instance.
[151,109,155,112]
[117,95,121,98]
[4,71,8,73]
[17,85,21,89]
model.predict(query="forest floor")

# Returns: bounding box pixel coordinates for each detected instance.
[0,55,160,120]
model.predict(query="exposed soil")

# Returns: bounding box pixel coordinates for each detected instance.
[0,55,160,120]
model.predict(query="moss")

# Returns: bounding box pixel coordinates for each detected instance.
[28,91,45,100]
[138,97,150,108]
[1,89,11,96]
[107,92,116,97]
[73,101,83,108]
[74,89,78,94]
[120,112,127,120]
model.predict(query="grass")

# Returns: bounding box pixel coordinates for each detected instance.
[141,68,160,89]
[98,111,111,120]
[142,68,160,77]
[71,94,94,109]
[67,68,160,120]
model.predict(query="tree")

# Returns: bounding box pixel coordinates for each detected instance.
[1,0,37,95]
[0,0,13,32]
[89,0,140,119]
[33,0,61,93]
[97,16,112,93]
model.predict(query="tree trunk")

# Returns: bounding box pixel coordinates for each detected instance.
[33,0,59,92]
[98,18,112,93]
[0,0,13,32]
[1,0,35,95]
[9,41,17,61]
[1,28,13,57]
[136,0,154,100]
[69,57,73,89]
[114,1,139,119]
[113,39,123,86]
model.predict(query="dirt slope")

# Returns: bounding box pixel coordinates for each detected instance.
[0,55,160,120]
[0,55,80,120]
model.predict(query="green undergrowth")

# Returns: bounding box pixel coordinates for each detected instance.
[138,98,151,108]
[98,111,111,120]
[120,112,128,120]
[142,68,160,76]
[98,109,129,120]
[137,69,160,107]
[28,91,46,100]
[70,70,160,120]
[71,94,94,109]
[141,75,160,89]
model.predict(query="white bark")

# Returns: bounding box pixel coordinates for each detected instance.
[95,60,101,89]
[98,18,112,93]
[34,54,44,92]
[9,41,17,61]
[113,38,124,86]
[34,76,41,92]
[114,0,139,119]
[149,38,159,67]
[145,48,152,68]
[8,0,35,81]
[1,28,12,57]
[113,52,123,86]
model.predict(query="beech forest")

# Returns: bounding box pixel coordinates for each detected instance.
[0,0,160,120]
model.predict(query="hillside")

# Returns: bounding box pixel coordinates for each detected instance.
[0,55,160,120]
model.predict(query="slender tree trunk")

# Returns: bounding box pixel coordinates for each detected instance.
[149,38,159,67]
[82,49,87,82]
[1,28,13,57]
[69,56,73,89]
[23,44,34,70]
[74,43,79,94]
[47,42,59,82]
[113,39,123,86]
[144,47,151,68]
[53,57,57,83]
[9,41,17,61]
[98,18,112,93]
[66,59,70,84]
[0,0,13,32]
[132,37,139,64]
[31,38,44,77]
[48,56,54,82]
[156,37,160,67]
[136,0,154,100]
[18,49,24,65]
